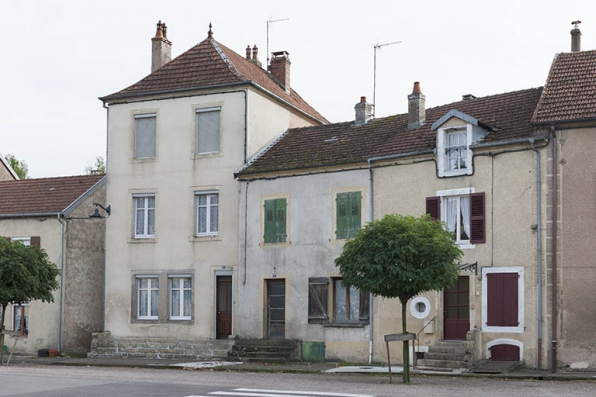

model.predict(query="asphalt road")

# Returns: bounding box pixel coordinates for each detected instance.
[0,365,594,397]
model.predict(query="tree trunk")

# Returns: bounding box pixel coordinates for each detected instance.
[401,299,410,383]
[0,303,6,366]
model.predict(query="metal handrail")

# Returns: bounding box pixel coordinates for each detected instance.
[414,316,436,369]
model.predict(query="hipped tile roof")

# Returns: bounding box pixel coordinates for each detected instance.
[238,87,543,176]
[533,50,596,124]
[0,174,105,216]
[101,36,327,124]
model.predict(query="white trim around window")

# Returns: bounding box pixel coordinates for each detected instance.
[436,188,475,249]
[133,194,155,238]
[481,267,524,333]
[437,124,473,177]
[195,191,219,236]
[11,237,31,246]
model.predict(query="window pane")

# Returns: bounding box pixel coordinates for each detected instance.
[349,286,360,320]
[148,196,155,209]
[198,207,207,234]
[198,195,207,206]
[184,278,191,289]
[210,194,218,205]
[218,285,226,311]
[139,290,148,317]
[151,290,159,316]
[135,117,156,158]
[210,205,218,232]
[171,290,180,317]
[14,306,21,331]
[446,306,458,319]
[183,290,192,317]
[197,110,220,153]
[334,280,347,321]
[148,209,155,235]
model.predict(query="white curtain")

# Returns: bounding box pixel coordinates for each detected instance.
[460,196,471,239]
[446,197,458,232]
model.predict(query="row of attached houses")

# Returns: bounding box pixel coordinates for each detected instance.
[2,22,595,370]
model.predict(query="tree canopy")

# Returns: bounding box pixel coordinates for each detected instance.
[335,214,463,383]
[84,156,106,175]
[0,237,60,364]
[3,154,28,179]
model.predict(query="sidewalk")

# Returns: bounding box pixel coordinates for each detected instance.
[2,354,596,381]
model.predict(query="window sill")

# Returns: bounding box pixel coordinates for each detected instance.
[132,157,158,163]
[190,235,221,243]
[193,152,221,160]
[260,241,290,247]
[323,322,368,328]
[129,237,157,244]
[458,243,475,250]
[439,168,473,178]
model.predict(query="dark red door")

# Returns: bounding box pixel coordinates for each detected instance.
[216,276,232,339]
[444,276,470,340]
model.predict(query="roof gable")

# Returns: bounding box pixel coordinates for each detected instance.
[0,174,105,216]
[431,109,496,131]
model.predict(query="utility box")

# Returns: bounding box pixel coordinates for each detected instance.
[424,320,434,334]
[302,341,325,362]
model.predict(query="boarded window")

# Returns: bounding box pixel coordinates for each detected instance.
[487,272,519,327]
[264,198,287,243]
[336,192,361,239]
[134,114,156,159]
[196,108,221,154]
[308,278,329,323]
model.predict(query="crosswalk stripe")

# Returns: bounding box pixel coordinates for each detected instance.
[234,389,373,397]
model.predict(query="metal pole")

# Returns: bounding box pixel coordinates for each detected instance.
[372,41,401,118]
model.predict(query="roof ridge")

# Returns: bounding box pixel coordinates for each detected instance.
[211,39,244,80]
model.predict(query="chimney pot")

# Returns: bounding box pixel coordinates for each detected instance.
[571,20,581,52]
[249,45,263,68]
[355,96,373,125]
[151,20,172,72]
[246,45,251,60]
[269,51,291,93]
[408,82,426,129]
[252,45,259,60]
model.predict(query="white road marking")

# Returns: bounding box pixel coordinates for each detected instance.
[209,389,374,397]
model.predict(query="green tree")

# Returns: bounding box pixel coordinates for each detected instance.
[3,154,28,179]
[0,237,60,365]
[335,214,462,383]
[84,156,105,175]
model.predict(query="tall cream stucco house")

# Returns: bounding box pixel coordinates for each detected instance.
[0,174,106,355]
[234,26,596,369]
[93,22,326,358]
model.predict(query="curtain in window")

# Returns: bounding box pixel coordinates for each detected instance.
[446,197,458,232]
[210,195,218,232]
[183,278,192,317]
[135,198,145,236]
[460,196,471,240]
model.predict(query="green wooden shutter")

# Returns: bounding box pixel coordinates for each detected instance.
[264,200,276,243]
[275,199,287,243]
[336,193,349,239]
[348,192,362,238]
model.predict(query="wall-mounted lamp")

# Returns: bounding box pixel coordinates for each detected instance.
[90,203,111,219]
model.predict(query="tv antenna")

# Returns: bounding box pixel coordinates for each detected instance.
[373,40,401,118]
[267,17,289,69]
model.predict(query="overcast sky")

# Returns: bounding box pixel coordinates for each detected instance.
[1,0,594,178]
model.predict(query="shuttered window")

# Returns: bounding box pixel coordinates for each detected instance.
[426,196,441,220]
[336,192,362,239]
[308,277,329,323]
[264,198,287,243]
[333,278,369,324]
[470,192,485,243]
[486,272,519,327]
[196,108,221,154]
[134,114,156,159]
[426,192,485,244]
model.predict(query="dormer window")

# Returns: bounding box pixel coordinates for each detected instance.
[438,125,472,177]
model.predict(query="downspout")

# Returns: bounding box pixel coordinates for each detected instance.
[367,159,374,364]
[102,100,110,331]
[529,138,543,370]
[243,181,249,285]
[550,124,558,372]
[243,89,248,163]
[56,214,66,351]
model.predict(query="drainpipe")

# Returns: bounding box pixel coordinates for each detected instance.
[56,214,66,351]
[550,124,558,372]
[102,100,109,332]
[367,159,374,364]
[529,138,543,370]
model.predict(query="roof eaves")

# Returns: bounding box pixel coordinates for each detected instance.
[62,175,107,216]
[531,116,596,126]
[0,212,61,219]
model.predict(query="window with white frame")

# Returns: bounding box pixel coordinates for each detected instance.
[137,276,159,319]
[134,195,155,238]
[11,237,31,246]
[196,107,221,154]
[134,114,156,159]
[169,276,192,320]
[195,192,218,236]
[437,125,473,177]
[13,303,29,336]
[444,195,471,244]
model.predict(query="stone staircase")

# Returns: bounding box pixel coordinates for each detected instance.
[88,332,234,360]
[228,339,300,362]
[416,340,472,371]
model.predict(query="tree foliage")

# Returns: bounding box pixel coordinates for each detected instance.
[335,214,463,383]
[84,156,106,175]
[0,237,60,365]
[3,154,28,179]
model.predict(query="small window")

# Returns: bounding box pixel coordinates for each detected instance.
[264,198,287,243]
[445,196,470,243]
[11,237,31,246]
[437,125,473,177]
[195,192,219,236]
[333,278,369,324]
[308,278,329,324]
[13,304,29,337]
[169,276,192,320]
[446,130,468,171]
[426,190,485,245]
[137,277,159,319]
[134,114,156,159]
[134,195,155,238]
[336,192,362,239]
[196,108,221,154]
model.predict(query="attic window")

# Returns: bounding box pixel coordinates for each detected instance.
[437,125,473,177]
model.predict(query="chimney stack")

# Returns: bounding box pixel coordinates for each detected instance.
[249,45,262,68]
[151,20,172,72]
[355,96,373,125]
[571,20,581,52]
[408,82,426,129]
[270,51,291,93]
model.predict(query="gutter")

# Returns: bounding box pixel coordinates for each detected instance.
[56,214,66,352]
[550,124,558,372]
[367,159,374,364]
[0,212,61,218]
[102,100,109,332]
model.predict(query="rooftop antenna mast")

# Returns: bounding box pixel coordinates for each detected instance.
[267,17,289,70]
[373,40,401,118]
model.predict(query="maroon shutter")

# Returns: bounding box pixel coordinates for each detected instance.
[470,192,485,243]
[6,237,11,242]
[426,196,441,220]
[487,272,518,327]
[31,236,41,246]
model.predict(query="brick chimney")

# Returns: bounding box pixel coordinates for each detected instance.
[270,51,291,93]
[571,20,581,52]
[355,96,373,125]
[151,20,172,72]
[247,45,262,68]
[408,82,426,129]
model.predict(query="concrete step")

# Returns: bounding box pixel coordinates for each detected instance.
[427,345,466,354]
[423,352,467,361]
[417,359,472,369]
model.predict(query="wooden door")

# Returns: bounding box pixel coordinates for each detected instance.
[267,279,285,339]
[216,276,232,339]
[444,276,470,340]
